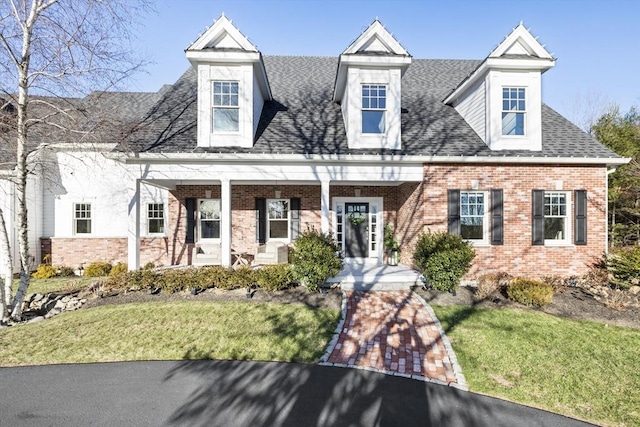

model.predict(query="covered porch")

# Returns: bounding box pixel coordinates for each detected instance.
[124,158,425,270]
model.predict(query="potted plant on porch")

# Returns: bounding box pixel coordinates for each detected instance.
[384,224,400,266]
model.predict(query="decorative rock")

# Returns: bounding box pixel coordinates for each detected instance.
[32,293,44,303]
[28,316,45,323]
[44,308,62,319]
[629,286,640,295]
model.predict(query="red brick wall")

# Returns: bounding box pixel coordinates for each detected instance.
[41,164,608,277]
[422,164,607,278]
[45,237,170,268]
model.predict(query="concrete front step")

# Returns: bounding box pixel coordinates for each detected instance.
[326,261,423,291]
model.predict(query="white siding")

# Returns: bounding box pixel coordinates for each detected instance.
[44,151,166,238]
[0,178,20,273]
[453,79,486,141]
[252,73,264,137]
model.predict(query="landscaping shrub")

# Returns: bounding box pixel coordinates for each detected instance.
[606,247,640,290]
[413,231,475,292]
[541,275,573,294]
[475,272,512,299]
[197,266,233,289]
[227,266,255,290]
[84,262,113,277]
[143,261,156,270]
[255,264,295,292]
[110,262,128,276]
[506,278,554,307]
[159,268,201,293]
[290,227,342,292]
[32,264,57,279]
[56,265,76,277]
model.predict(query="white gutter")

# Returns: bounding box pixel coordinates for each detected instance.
[108,151,631,167]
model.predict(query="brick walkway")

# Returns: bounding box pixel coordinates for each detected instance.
[320,291,466,389]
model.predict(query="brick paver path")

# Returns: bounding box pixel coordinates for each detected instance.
[322,291,466,388]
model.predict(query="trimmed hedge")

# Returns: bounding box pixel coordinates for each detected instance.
[255,264,296,292]
[413,231,475,292]
[506,278,554,307]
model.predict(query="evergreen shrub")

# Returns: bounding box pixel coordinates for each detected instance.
[290,227,342,292]
[413,231,475,292]
[506,278,554,307]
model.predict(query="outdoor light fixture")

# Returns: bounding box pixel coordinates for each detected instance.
[471,180,479,190]
[205,189,212,198]
[274,181,281,198]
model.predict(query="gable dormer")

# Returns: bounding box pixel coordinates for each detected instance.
[333,20,411,150]
[186,14,271,148]
[444,23,555,151]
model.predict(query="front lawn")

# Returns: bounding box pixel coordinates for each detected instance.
[433,305,640,427]
[0,301,340,366]
[13,276,97,296]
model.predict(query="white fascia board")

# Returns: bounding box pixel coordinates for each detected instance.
[489,24,553,59]
[187,15,257,52]
[186,50,260,65]
[342,20,409,56]
[443,57,555,105]
[333,54,411,102]
[114,152,631,167]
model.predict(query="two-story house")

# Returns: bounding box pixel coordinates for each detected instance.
[0,15,627,280]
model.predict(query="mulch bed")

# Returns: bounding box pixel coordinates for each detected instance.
[83,283,640,329]
[415,286,640,329]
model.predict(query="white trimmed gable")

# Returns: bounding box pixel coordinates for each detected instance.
[186,15,271,149]
[445,23,555,152]
[334,20,411,151]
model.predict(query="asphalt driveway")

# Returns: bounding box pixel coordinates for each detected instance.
[0,360,594,426]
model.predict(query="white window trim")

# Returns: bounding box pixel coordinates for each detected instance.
[198,198,221,242]
[266,198,291,242]
[460,190,489,246]
[211,80,240,134]
[146,203,166,236]
[332,196,384,260]
[361,83,387,135]
[501,86,526,138]
[73,202,92,235]
[544,191,572,246]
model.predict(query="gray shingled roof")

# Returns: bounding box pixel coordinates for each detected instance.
[119,55,619,159]
[0,90,164,170]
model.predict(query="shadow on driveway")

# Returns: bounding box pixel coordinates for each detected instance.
[0,360,594,426]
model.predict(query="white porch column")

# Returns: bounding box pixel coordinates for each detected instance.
[221,178,232,267]
[127,179,141,270]
[321,179,330,234]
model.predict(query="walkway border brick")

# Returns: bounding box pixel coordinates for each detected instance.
[319,290,467,390]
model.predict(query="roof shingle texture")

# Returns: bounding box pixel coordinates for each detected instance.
[111,56,619,159]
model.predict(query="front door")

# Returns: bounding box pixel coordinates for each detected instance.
[345,202,369,258]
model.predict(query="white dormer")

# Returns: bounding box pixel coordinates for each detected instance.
[444,23,555,151]
[333,20,411,150]
[186,14,272,148]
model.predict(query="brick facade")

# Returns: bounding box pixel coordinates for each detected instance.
[422,164,607,278]
[41,164,608,278]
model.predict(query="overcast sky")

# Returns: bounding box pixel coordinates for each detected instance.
[129,0,640,126]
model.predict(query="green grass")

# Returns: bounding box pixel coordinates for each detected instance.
[433,305,640,427]
[0,301,340,366]
[13,276,97,296]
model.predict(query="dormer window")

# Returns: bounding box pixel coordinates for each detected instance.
[502,87,525,136]
[212,81,239,132]
[362,84,386,134]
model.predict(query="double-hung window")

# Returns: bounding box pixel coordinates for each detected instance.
[212,81,239,132]
[502,87,525,135]
[199,199,221,239]
[460,191,485,240]
[362,84,386,134]
[147,203,165,234]
[74,203,91,234]
[267,199,289,240]
[544,192,568,242]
